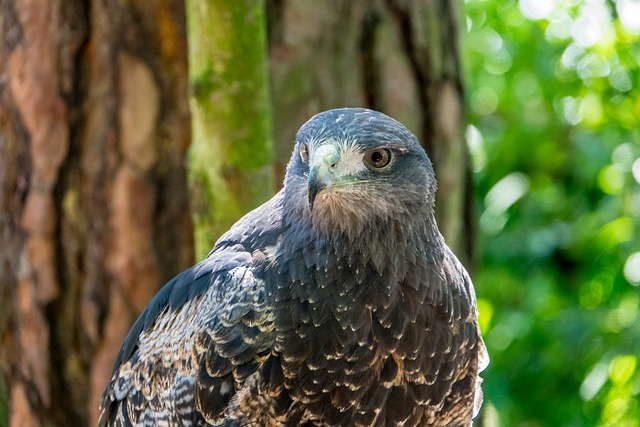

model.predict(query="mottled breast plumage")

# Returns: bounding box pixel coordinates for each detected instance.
[99,108,488,427]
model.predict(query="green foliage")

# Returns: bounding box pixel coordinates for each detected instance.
[464,0,640,425]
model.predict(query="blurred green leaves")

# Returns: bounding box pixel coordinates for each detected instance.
[464,0,640,425]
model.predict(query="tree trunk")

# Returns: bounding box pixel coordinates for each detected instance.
[267,0,474,265]
[0,1,192,426]
[186,0,274,259]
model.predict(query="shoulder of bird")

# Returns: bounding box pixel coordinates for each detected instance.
[99,108,488,427]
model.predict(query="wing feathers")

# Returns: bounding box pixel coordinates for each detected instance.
[99,245,276,426]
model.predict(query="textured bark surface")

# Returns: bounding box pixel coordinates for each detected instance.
[187,0,274,259]
[267,0,474,265]
[0,1,193,425]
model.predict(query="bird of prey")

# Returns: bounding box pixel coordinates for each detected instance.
[99,108,488,427]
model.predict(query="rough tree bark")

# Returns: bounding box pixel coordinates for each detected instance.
[0,1,192,426]
[267,0,474,265]
[187,0,274,259]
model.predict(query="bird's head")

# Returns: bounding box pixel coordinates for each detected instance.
[283,108,437,239]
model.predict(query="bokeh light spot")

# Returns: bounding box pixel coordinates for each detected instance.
[484,49,513,75]
[477,298,494,333]
[603,398,632,425]
[605,294,639,332]
[617,0,640,33]
[557,96,583,124]
[471,86,499,115]
[577,53,610,80]
[598,217,633,246]
[519,0,556,21]
[597,164,624,194]
[561,43,585,70]
[580,93,604,127]
[466,125,487,172]
[580,362,609,400]
[610,67,633,92]
[632,158,640,184]
[572,12,603,48]
[579,280,604,309]
[546,11,573,41]
[612,143,636,169]
[487,323,515,351]
[609,355,637,385]
[623,252,640,286]
[484,172,530,214]
[468,27,503,53]
[480,173,529,234]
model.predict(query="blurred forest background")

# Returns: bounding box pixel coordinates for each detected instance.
[0,0,639,426]
[465,0,640,426]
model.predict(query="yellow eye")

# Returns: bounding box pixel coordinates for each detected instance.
[363,148,391,169]
[299,143,309,162]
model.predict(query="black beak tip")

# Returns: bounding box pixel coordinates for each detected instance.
[308,187,318,211]
[308,180,324,211]
[308,192,315,211]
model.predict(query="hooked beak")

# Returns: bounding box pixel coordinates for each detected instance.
[308,144,339,210]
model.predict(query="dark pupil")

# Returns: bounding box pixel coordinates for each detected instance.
[371,151,383,164]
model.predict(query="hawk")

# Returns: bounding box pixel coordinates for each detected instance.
[99,108,488,426]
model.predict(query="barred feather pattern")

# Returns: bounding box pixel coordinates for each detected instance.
[100,261,276,425]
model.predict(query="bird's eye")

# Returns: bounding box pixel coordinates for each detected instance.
[299,143,309,162]
[363,148,391,170]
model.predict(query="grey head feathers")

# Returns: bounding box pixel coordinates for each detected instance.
[283,108,438,242]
